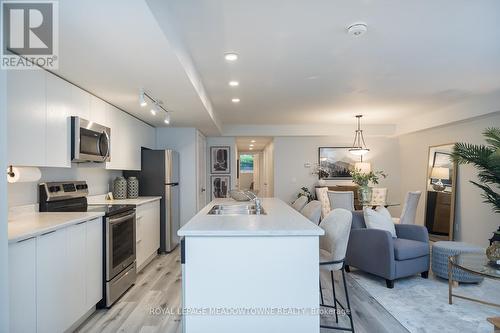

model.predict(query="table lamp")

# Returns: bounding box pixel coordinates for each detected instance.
[431,167,449,191]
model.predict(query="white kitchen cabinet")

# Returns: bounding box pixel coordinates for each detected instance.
[7,69,46,166]
[37,228,68,333]
[69,85,90,120]
[66,222,87,327]
[136,200,161,271]
[86,218,103,308]
[106,105,124,170]
[90,95,109,126]
[46,73,72,168]
[9,237,37,333]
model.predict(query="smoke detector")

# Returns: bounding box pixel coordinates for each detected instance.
[347,22,367,37]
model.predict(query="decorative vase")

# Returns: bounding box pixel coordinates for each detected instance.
[358,186,372,205]
[486,241,500,263]
[113,176,127,199]
[127,177,139,199]
[489,228,500,245]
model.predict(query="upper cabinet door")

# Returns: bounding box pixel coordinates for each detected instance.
[69,85,90,120]
[7,69,46,166]
[45,73,72,168]
[89,96,109,127]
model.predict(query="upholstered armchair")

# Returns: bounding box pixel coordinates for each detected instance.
[345,211,430,288]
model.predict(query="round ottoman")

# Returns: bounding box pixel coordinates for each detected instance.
[432,241,484,283]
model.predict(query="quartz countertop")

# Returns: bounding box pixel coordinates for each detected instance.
[87,196,162,206]
[178,198,324,237]
[8,211,105,243]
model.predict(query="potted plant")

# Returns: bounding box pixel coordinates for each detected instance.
[350,168,387,205]
[452,127,500,263]
[297,186,315,203]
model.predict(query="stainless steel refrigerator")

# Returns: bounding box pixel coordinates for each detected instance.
[125,149,180,252]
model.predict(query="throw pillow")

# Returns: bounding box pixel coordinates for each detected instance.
[363,206,397,238]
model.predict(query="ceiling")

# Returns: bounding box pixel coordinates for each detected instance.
[54,0,500,135]
[236,137,272,152]
[163,0,500,128]
[54,0,220,134]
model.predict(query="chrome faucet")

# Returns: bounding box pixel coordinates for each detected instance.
[243,191,262,214]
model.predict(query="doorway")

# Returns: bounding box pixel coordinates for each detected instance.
[236,137,274,197]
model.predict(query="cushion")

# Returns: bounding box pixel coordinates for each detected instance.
[315,187,331,219]
[393,238,429,260]
[363,207,396,238]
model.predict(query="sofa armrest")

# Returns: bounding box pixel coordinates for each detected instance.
[395,224,429,243]
[346,229,395,279]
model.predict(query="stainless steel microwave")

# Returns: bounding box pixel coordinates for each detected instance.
[71,116,111,162]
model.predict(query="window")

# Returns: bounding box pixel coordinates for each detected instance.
[239,154,254,173]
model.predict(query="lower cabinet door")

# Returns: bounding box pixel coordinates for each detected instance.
[66,222,87,326]
[9,237,37,333]
[86,218,103,308]
[37,228,68,333]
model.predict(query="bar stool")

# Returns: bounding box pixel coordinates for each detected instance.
[319,209,355,332]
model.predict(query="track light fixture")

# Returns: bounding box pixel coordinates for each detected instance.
[139,89,173,125]
[139,90,147,107]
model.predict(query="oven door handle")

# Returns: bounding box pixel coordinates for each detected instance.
[109,212,136,225]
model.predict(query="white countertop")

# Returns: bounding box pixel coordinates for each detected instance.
[87,196,162,206]
[8,211,105,243]
[178,198,324,237]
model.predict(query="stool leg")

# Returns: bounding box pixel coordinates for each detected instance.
[331,270,338,323]
[341,267,355,333]
[320,279,324,306]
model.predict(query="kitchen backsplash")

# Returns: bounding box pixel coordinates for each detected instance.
[8,165,122,207]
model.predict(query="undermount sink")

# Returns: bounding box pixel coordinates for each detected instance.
[207,204,266,215]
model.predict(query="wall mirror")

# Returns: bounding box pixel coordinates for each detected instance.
[424,144,458,241]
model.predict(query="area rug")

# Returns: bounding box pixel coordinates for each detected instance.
[349,269,500,333]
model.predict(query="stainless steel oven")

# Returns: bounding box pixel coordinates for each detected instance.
[105,209,136,307]
[71,116,111,162]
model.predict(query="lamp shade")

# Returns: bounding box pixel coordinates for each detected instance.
[431,167,449,180]
[354,162,371,174]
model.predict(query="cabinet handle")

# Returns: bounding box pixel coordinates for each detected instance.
[136,239,142,243]
[40,230,56,236]
[16,236,35,243]
[136,216,143,220]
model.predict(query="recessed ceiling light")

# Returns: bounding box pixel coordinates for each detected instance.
[251,140,256,143]
[249,144,254,147]
[232,98,240,103]
[224,53,238,61]
[229,81,239,87]
[249,147,253,150]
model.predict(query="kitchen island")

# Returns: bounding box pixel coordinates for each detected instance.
[178,198,324,333]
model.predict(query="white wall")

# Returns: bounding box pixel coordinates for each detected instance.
[273,136,401,215]
[206,137,237,201]
[0,59,9,333]
[7,166,121,207]
[156,128,198,225]
[399,112,500,247]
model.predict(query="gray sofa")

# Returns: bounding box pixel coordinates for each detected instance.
[345,211,430,288]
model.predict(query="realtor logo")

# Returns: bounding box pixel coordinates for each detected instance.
[1,1,59,69]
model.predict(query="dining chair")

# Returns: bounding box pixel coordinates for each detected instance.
[393,191,421,224]
[371,188,388,206]
[291,195,308,211]
[319,208,354,332]
[327,191,355,211]
[315,187,331,219]
[301,200,322,225]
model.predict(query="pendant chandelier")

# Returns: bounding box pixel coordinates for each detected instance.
[349,115,370,156]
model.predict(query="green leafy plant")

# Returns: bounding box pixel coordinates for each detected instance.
[297,186,314,202]
[452,127,500,213]
[350,169,387,187]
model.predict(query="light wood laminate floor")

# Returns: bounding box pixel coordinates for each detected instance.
[78,248,408,333]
